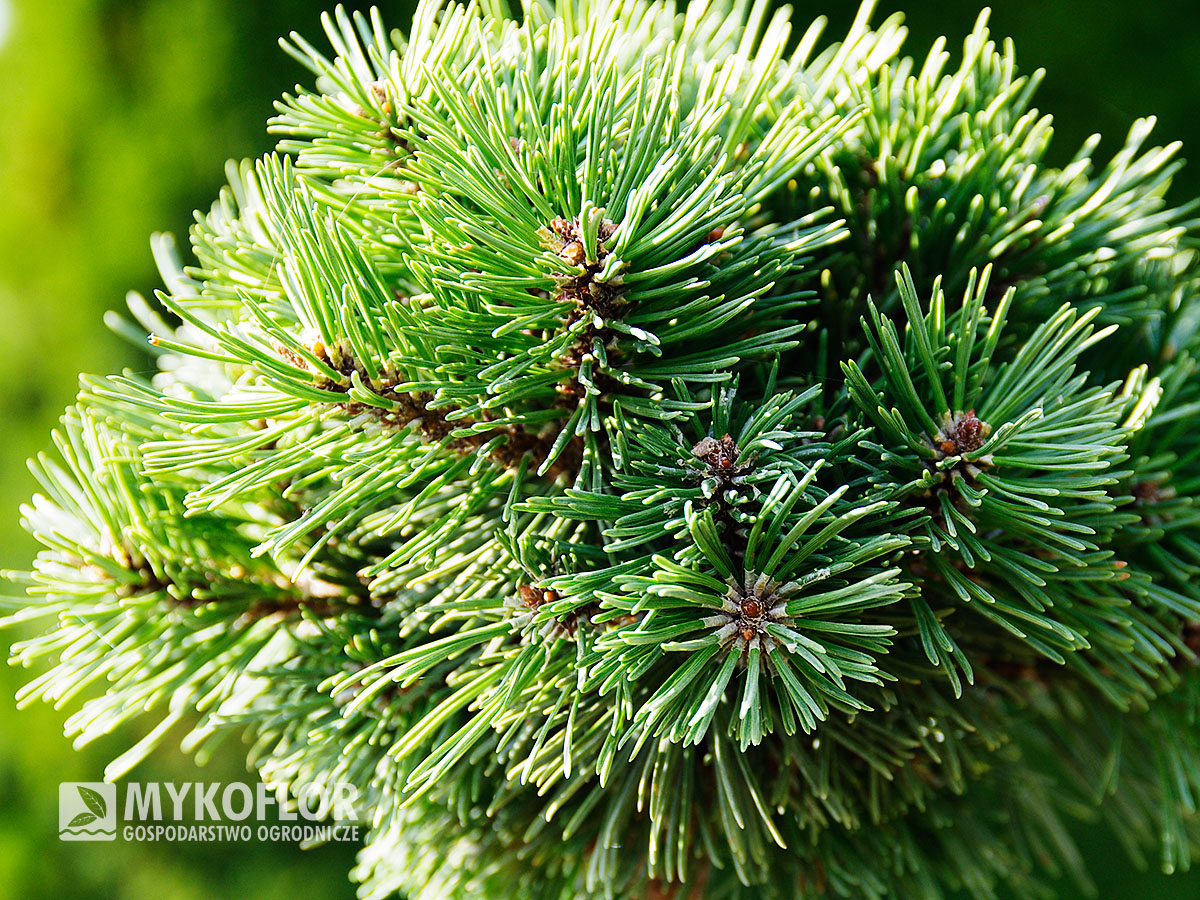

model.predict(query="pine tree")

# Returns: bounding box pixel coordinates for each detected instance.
[6,1,1200,897]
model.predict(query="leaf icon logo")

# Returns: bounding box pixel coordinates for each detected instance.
[77,785,108,818]
[59,782,116,841]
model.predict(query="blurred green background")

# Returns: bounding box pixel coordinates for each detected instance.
[0,0,1198,897]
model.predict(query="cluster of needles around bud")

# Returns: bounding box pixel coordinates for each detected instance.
[703,570,799,658]
[507,584,601,641]
[915,409,997,522]
[548,215,623,399]
[929,409,993,479]
[690,434,754,488]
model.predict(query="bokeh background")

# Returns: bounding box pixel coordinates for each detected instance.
[0,0,1198,897]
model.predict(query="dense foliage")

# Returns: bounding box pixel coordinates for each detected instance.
[7,1,1200,898]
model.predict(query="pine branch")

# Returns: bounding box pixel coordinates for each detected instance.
[8,1,1200,898]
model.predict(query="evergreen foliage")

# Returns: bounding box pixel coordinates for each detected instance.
[6,1,1200,897]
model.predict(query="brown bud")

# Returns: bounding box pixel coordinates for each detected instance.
[950,410,990,453]
[560,241,586,266]
[518,585,542,609]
